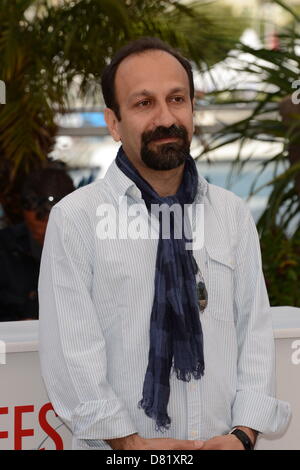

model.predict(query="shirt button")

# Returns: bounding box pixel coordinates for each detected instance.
[190,430,198,438]
[131,187,141,198]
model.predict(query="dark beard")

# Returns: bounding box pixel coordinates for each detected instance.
[141,125,190,171]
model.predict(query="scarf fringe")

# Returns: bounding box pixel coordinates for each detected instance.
[138,398,171,431]
[173,363,205,382]
[138,362,204,431]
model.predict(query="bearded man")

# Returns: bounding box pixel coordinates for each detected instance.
[38,37,290,451]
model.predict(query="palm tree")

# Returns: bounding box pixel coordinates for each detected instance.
[0,0,247,224]
[198,0,300,306]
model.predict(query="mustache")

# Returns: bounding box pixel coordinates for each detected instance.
[141,125,188,145]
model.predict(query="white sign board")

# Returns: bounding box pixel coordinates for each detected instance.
[0,309,300,450]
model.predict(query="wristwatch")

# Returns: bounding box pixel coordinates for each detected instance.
[229,428,254,450]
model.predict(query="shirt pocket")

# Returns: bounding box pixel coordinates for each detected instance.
[204,246,235,323]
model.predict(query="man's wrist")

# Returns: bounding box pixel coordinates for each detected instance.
[236,426,258,445]
[230,426,258,449]
[106,432,144,450]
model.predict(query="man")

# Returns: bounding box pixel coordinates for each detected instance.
[39,37,290,450]
[0,167,74,321]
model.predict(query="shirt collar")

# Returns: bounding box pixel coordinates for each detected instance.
[104,158,140,198]
[104,155,209,202]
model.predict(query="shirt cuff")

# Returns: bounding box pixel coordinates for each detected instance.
[231,390,291,434]
[71,399,138,440]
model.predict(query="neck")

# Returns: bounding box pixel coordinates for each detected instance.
[130,160,185,197]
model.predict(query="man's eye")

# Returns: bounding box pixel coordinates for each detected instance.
[137,100,151,107]
[170,96,185,103]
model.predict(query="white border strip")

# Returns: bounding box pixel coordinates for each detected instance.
[273,328,300,339]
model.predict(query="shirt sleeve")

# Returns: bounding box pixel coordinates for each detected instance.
[231,207,291,434]
[38,205,137,441]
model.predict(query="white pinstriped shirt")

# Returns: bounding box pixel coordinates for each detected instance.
[38,158,291,450]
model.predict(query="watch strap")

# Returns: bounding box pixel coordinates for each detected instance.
[229,428,254,450]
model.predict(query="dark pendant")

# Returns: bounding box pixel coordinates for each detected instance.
[196,271,208,312]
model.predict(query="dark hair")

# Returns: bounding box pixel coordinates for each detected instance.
[22,167,75,200]
[101,37,194,121]
[21,167,75,217]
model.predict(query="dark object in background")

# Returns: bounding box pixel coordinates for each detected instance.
[0,167,75,321]
[21,167,75,220]
[0,223,41,321]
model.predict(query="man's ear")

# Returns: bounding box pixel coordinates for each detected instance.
[192,97,195,133]
[192,97,195,112]
[104,108,121,142]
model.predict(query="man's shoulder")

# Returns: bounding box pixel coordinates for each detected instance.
[53,177,110,218]
[203,183,256,258]
[206,182,247,211]
[205,182,252,230]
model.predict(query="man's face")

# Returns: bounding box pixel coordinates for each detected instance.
[23,210,48,245]
[105,50,194,171]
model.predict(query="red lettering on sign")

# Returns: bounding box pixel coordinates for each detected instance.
[39,403,63,450]
[0,407,8,439]
[14,405,34,450]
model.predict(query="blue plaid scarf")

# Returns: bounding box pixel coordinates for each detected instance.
[116,146,205,430]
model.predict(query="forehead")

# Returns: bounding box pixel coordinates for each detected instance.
[114,50,190,102]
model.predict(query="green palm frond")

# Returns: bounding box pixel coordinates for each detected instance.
[0,0,248,223]
[199,3,300,235]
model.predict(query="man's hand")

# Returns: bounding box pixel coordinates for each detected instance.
[106,433,204,450]
[201,426,257,450]
[200,434,245,450]
[106,426,257,450]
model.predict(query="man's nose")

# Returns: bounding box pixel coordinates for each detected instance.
[152,102,176,128]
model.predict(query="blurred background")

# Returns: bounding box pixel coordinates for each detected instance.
[0,0,299,310]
